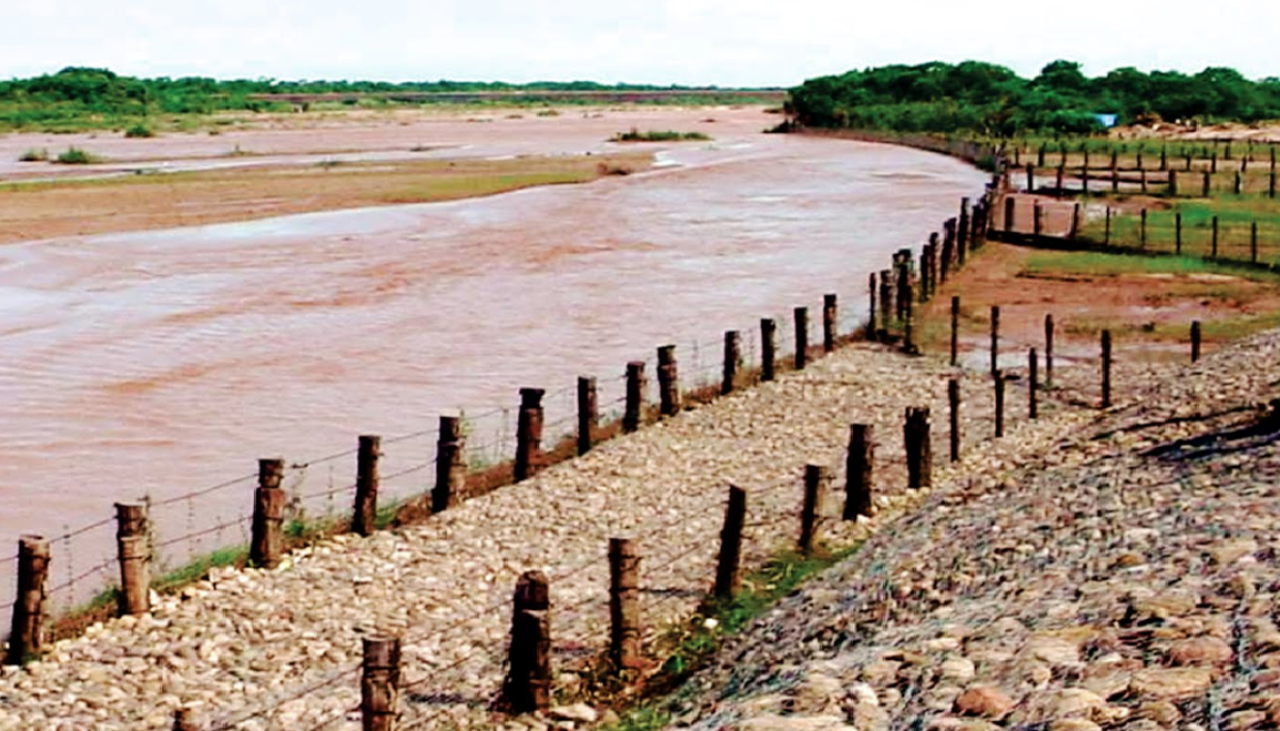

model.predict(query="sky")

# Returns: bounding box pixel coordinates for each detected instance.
[3,0,1279,87]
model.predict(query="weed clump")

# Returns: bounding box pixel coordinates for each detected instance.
[611,128,710,142]
[18,148,49,162]
[54,147,100,164]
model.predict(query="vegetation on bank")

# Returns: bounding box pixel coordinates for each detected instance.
[788,60,1280,135]
[611,129,711,142]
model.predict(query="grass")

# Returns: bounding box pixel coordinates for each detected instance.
[124,123,155,139]
[17,148,48,162]
[53,147,102,165]
[1022,251,1280,282]
[611,128,710,143]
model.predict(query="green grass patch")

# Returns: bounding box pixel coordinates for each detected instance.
[611,129,710,143]
[1022,251,1280,282]
[124,123,155,138]
[53,147,102,164]
[153,544,248,591]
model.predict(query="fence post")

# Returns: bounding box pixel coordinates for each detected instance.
[514,388,546,482]
[902,281,915,355]
[115,502,150,616]
[1028,348,1038,420]
[1003,196,1015,233]
[904,407,932,490]
[1176,212,1183,254]
[1070,202,1080,239]
[1055,165,1064,197]
[761,319,777,382]
[878,271,892,339]
[1212,216,1219,259]
[434,416,464,513]
[950,296,960,367]
[990,305,1000,377]
[576,377,597,457]
[994,370,1006,438]
[948,378,961,462]
[823,294,838,352]
[1025,164,1034,194]
[1170,169,1179,197]
[352,435,381,537]
[1271,168,1277,199]
[1141,209,1148,249]
[794,306,809,370]
[1252,221,1259,264]
[941,220,955,281]
[1141,169,1148,194]
[251,458,285,569]
[1191,321,1202,363]
[1104,207,1112,246]
[1203,171,1211,198]
[1082,166,1090,195]
[1044,314,1054,388]
[722,331,741,395]
[1212,152,1218,174]
[844,425,874,519]
[957,198,970,265]
[608,538,641,671]
[6,536,50,665]
[1235,171,1243,196]
[1161,145,1168,171]
[1033,201,1043,238]
[799,465,825,555]
[866,274,877,340]
[623,362,645,433]
[1111,151,1119,193]
[657,345,679,417]
[172,708,203,731]
[1101,330,1113,409]
[1038,144,1046,167]
[507,571,551,713]
[714,486,747,599]
[361,636,402,731]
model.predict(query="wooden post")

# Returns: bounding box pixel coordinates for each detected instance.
[895,251,910,319]
[1141,208,1148,249]
[1003,196,1015,233]
[1252,221,1259,264]
[1212,216,1220,259]
[957,198,970,265]
[1111,151,1119,193]
[1101,330,1112,409]
[507,571,551,713]
[361,636,401,731]
[115,502,150,616]
[1033,201,1043,238]
[1037,143,1046,167]
[1028,348,1038,420]
[1170,169,1179,197]
[722,331,741,395]
[1082,165,1090,195]
[1161,145,1168,171]
[761,319,777,382]
[1141,168,1148,194]
[794,306,809,370]
[1203,171,1211,198]
[514,388,545,482]
[1026,163,1034,193]
[941,220,955,281]
[902,282,915,354]
[608,538,641,671]
[866,273,877,340]
[1176,212,1183,254]
[904,407,932,490]
[713,486,747,599]
[1235,171,1243,195]
[352,435,381,537]
[822,294,838,352]
[990,305,1000,377]
[251,458,285,569]
[948,378,961,462]
[950,296,960,367]
[994,370,1005,438]
[1104,207,1112,246]
[6,536,50,665]
[799,465,825,555]
[657,345,679,417]
[1271,169,1277,199]
[172,708,203,731]
[1044,314,1054,388]
[434,416,464,512]
[1070,202,1081,239]
[1212,152,1218,174]
[1055,165,1064,197]
[1191,321,1202,363]
[576,377,597,457]
[844,425,874,519]
[623,362,645,433]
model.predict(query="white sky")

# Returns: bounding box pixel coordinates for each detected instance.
[3,0,1278,87]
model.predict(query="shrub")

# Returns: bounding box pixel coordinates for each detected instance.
[54,147,99,164]
[611,128,711,142]
[18,148,49,162]
[124,123,154,138]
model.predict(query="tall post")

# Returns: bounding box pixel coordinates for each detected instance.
[878,270,892,337]
[761,319,777,382]
[941,220,956,281]
[506,571,551,713]
[576,377,597,457]
[251,458,285,569]
[6,536,50,665]
[714,486,747,599]
[994,370,1005,438]
[352,435,382,537]
[1101,330,1113,409]
[904,407,932,490]
[799,465,825,555]
[657,345,679,417]
[514,388,545,482]
[902,282,915,355]
[361,637,402,731]
[957,198,970,265]
[866,273,877,340]
[434,415,465,512]
[623,361,645,433]
[950,296,960,367]
[115,502,150,616]
[1028,348,1039,420]
[844,425,874,519]
[948,378,961,463]
[794,306,809,370]
[608,538,641,671]
[1044,314,1055,388]
[822,294,838,353]
[1004,196,1015,233]
[1191,321,1202,363]
[990,305,1000,377]
[722,331,741,395]
[1025,163,1034,194]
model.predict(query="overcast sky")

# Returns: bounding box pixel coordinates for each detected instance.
[4,0,1278,87]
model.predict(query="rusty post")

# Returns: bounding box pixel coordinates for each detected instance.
[894,251,909,320]
[608,538,641,672]
[514,388,545,482]
[507,571,551,713]
[844,424,874,520]
[251,458,285,569]
[794,306,809,370]
[1028,348,1038,420]
[761,318,777,382]
[352,435,381,537]
[576,377,597,457]
[990,305,1000,377]
[1101,330,1112,409]
[1271,168,1276,199]
[1082,165,1090,195]
[657,345,679,417]
[1191,321,1202,363]
[722,331,741,395]
[904,407,932,490]
[822,294,838,352]
[6,536,50,665]
[172,708,203,731]
[115,502,150,616]
[623,362,645,433]
[950,295,960,367]
[799,465,825,555]
[434,416,465,512]
[1212,151,1218,174]
[714,486,747,599]
[994,370,1006,438]
[948,378,961,462]
[361,636,402,731]
[1044,314,1055,388]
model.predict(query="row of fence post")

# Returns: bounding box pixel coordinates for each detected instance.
[1016,163,1277,200]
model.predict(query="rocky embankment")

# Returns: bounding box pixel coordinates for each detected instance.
[662,329,1280,731]
[0,336,1080,731]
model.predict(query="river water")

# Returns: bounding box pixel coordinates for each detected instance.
[0,112,986,613]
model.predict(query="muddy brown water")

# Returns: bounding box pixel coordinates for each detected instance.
[0,109,985,614]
